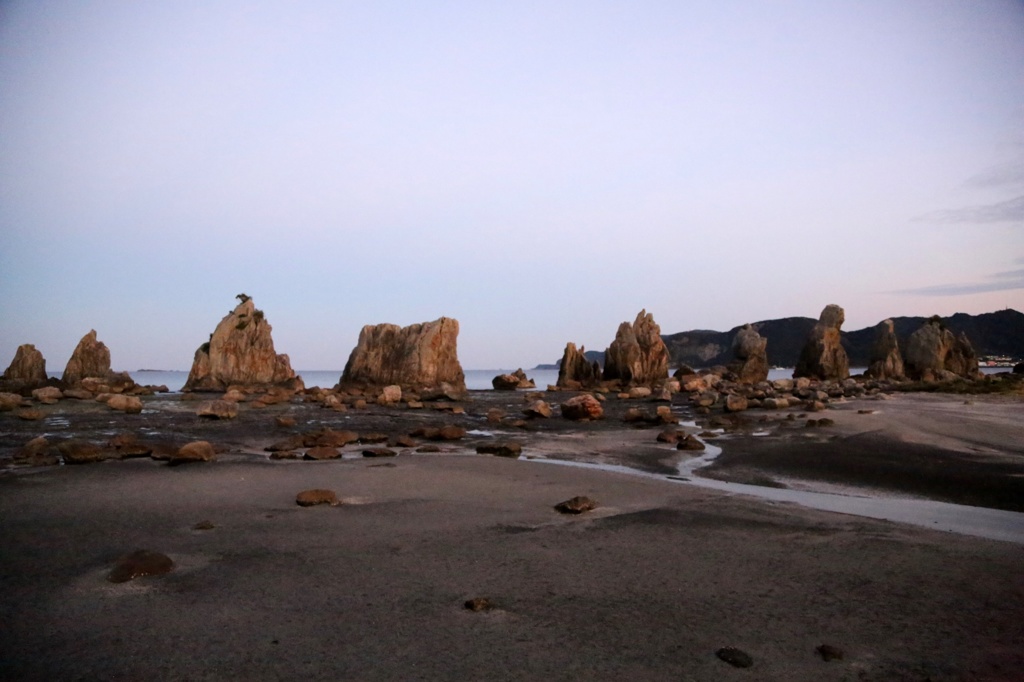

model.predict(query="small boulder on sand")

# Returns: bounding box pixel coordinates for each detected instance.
[108,550,174,583]
[295,489,340,507]
[561,394,604,421]
[172,441,216,464]
[554,496,598,514]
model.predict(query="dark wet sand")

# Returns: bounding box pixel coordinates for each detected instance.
[703,393,1024,512]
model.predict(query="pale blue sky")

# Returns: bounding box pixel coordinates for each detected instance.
[2,0,1023,370]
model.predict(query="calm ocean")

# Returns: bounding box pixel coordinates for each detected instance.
[75,366,1000,393]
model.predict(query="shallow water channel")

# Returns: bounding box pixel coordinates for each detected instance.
[529,439,1024,546]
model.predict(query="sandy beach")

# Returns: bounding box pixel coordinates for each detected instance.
[1,390,1023,681]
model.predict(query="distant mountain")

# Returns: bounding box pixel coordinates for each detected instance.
[662,309,1024,369]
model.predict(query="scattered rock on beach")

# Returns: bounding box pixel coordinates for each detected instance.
[716,647,753,668]
[296,489,340,506]
[58,440,107,464]
[172,441,216,464]
[362,447,397,458]
[32,386,62,404]
[0,392,26,411]
[106,394,142,413]
[676,435,706,451]
[196,400,238,419]
[554,496,598,514]
[476,442,522,458]
[464,597,494,612]
[16,408,45,421]
[304,446,340,460]
[108,549,174,583]
[275,416,297,428]
[523,400,552,418]
[561,394,604,421]
[816,644,844,661]
[193,520,215,530]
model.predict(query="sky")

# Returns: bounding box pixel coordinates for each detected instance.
[2,0,1023,371]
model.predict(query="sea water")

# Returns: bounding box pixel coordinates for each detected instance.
[117,366,1007,393]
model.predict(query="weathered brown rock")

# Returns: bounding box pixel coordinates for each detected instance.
[560,394,604,420]
[62,330,113,386]
[31,386,62,404]
[904,318,981,381]
[106,394,143,413]
[303,446,341,460]
[464,597,494,612]
[716,646,753,668]
[865,319,905,380]
[729,324,769,383]
[794,305,850,381]
[724,394,748,413]
[196,400,238,419]
[491,373,520,390]
[2,344,48,387]
[523,400,552,418]
[107,433,153,458]
[602,309,669,386]
[362,447,397,458]
[108,550,174,583]
[676,434,706,451]
[58,440,107,464]
[554,496,598,514]
[340,317,466,395]
[296,489,340,506]
[556,342,601,388]
[16,408,45,421]
[172,441,216,464]
[184,297,297,392]
[0,392,25,411]
[476,442,522,458]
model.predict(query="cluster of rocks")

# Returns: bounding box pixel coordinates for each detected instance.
[6,433,221,468]
[0,330,169,417]
[557,309,671,390]
[491,368,535,390]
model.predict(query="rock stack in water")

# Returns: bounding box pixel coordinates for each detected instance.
[904,317,980,382]
[556,342,601,389]
[865,319,905,380]
[339,317,466,396]
[728,324,768,383]
[1,344,48,390]
[61,330,136,391]
[183,296,298,392]
[602,309,669,387]
[794,305,850,381]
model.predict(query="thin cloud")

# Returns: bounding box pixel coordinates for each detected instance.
[964,162,1024,188]
[891,269,1024,296]
[913,195,1024,224]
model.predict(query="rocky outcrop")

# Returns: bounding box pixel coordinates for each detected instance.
[560,394,604,420]
[2,344,48,389]
[184,297,297,392]
[602,310,669,386]
[492,368,535,390]
[865,319,905,380]
[62,331,111,386]
[728,324,768,383]
[340,317,465,395]
[794,305,850,381]
[556,343,602,388]
[904,318,981,381]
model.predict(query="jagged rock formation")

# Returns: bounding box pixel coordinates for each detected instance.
[184,297,297,392]
[728,324,768,383]
[556,342,602,388]
[492,368,535,390]
[904,318,981,381]
[2,344,48,388]
[602,310,670,386]
[794,305,850,380]
[340,317,466,394]
[865,319,905,380]
[62,330,112,385]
